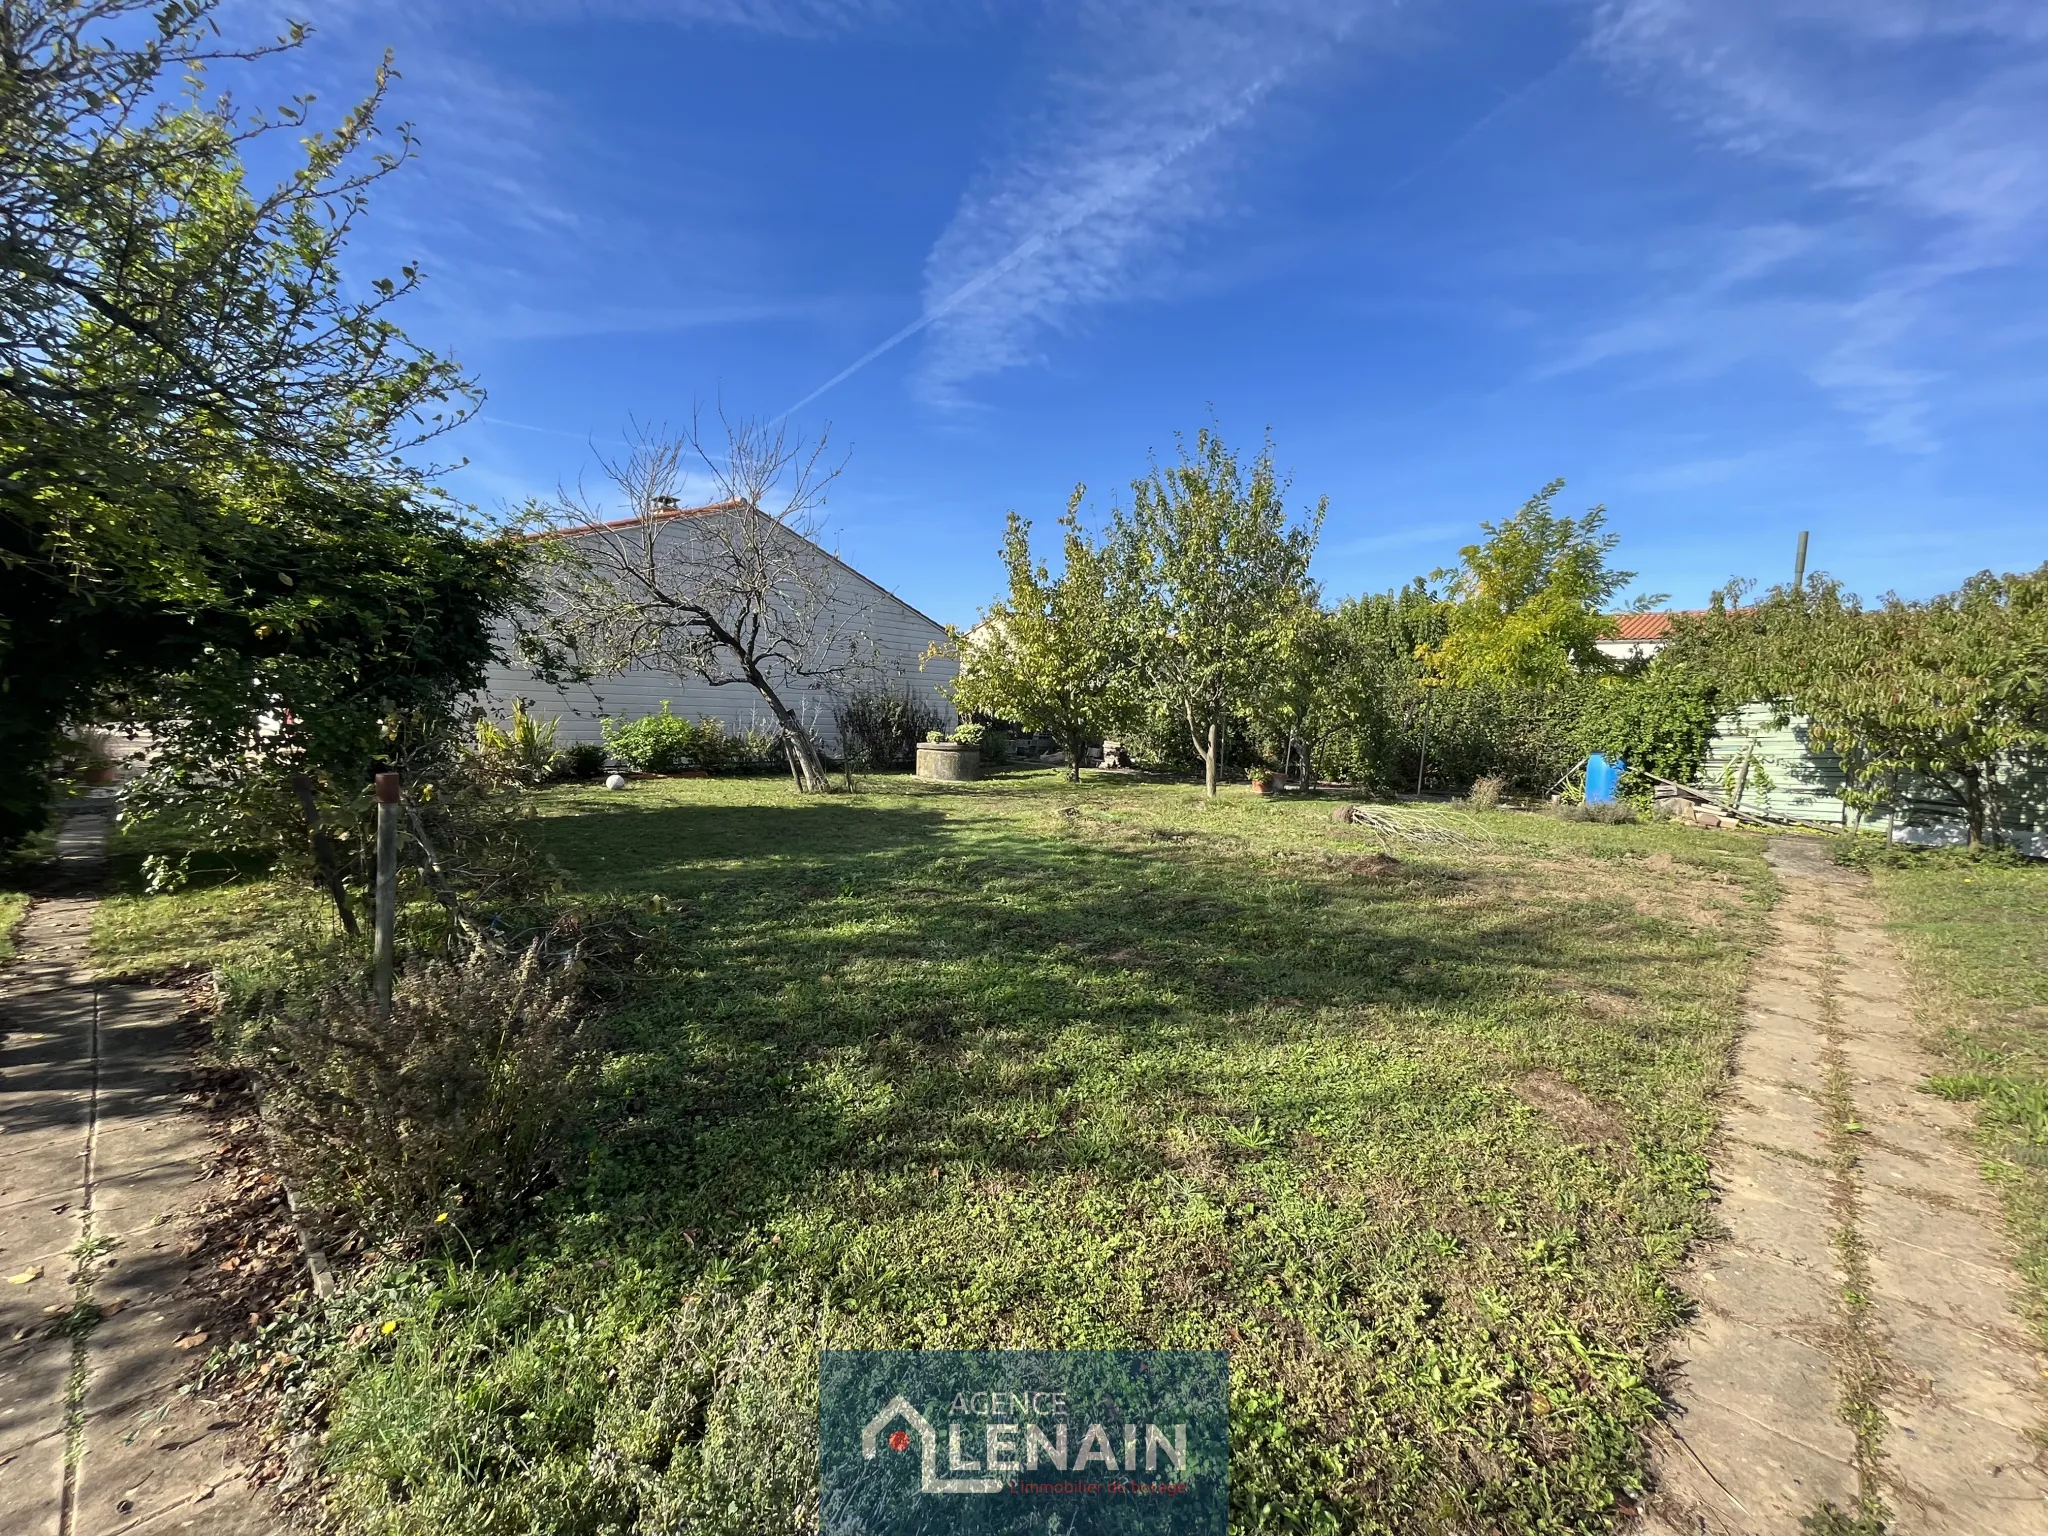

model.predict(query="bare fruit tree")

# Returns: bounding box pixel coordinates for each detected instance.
[528,413,873,793]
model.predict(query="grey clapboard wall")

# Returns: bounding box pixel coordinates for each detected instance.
[476,513,959,753]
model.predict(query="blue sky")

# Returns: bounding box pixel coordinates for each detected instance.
[243,1,2045,626]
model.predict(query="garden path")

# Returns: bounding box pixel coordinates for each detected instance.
[0,801,269,1536]
[1641,835,2048,1534]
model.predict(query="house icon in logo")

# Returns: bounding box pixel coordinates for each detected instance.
[861,1397,1003,1495]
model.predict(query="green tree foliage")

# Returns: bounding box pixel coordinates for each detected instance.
[1251,600,1349,784]
[1339,581,1449,788]
[1668,569,2048,847]
[1423,480,1648,689]
[1,2,521,863]
[1573,665,1721,792]
[945,495,1134,781]
[1114,427,1324,796]
[1796,573,2046,848]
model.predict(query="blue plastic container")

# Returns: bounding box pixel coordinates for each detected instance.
[1584,753,1624,804]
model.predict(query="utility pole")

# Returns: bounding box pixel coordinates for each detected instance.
[1793,530,1809,596]
[373,771,400,1018]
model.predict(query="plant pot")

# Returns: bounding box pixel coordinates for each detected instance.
[1249,776,1274,796]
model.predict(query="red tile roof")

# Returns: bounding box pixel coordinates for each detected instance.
[546,497,750,539]
[1609,612,1673,641]
[1604,610,1715,641]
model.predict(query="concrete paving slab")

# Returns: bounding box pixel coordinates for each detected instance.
[1884,1313,2048,1437]
[0,1425,65,1536]
[0,1338,73,1457]
[1883,1400,2048,1534]
[68,1384,271,1536]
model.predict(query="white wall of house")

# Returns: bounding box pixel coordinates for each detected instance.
[475,514,958,754]
[1593,638,1667,662]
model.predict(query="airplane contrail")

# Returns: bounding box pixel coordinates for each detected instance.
[774,26,1570,423]
[773,64,1289,424]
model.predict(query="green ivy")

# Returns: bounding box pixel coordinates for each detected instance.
[1572,667,1720,792]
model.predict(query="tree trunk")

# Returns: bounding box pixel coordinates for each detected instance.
[1063,729,1083,782]
[1204,717,1219,798]
[781,721,832,793]
[291,772,361,939]
[739,664,832,793]
[1961,764,1986,850]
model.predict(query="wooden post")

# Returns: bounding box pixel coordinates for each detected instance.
[1414,691,1432,797]
[373,772,400,1019]
[1732,740,1756,812]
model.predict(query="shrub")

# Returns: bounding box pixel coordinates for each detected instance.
[1549,799,1639,824]
[602,704,698,773]
[681,716,777,774]
[248,942,592,1234]
[599,706,776,774]
[1573,667,1719,792]
[560,740,608,780]
[1465,775,1505,810]
[832,689,942,769]
[472,701,562,787]
[689,719,738,773]
[952,721,987,747]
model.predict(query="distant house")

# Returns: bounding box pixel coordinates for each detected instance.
[1594,611,1706,662]
[477,500,958,751]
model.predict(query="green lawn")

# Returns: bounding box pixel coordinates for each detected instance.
[269,771,1770,1535]
[1870,853,2048,1338]
[91,815,327,981]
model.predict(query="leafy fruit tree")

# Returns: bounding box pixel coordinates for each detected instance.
[1114,427,1324,797]
[1251,600,1351,786]
[944,494,1134,782]
[1,1,522,888]
[1668,568,2048,848]
[1792,571,2046,849]
[528,413,871,795]
[1318,582,1450,788]
[1423,480,1654,690]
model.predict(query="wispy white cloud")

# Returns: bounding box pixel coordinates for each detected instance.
[1587,0,2048,450]
[309,0,993,41]
[911,1,1395,404]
